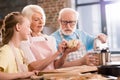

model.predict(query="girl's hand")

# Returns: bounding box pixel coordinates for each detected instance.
[20,71,35,79]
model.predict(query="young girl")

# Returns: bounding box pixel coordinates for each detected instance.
[0,12,35,79]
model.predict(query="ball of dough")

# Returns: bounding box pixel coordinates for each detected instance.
[67,40,79,48]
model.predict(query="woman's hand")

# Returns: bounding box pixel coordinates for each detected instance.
[64,42,80,54]
[58,40,68,54]
[58,40,80,55]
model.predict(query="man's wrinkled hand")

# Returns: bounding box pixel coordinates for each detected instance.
[82,52,99,66]
[97,33,107,43]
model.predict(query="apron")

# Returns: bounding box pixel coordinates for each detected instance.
[30,36,55,71]
[59,30,87,62]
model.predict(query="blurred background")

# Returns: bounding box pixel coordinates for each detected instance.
[0,0,120,54]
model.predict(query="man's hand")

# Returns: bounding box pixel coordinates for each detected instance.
[58,40,80,55]
[97,33,107,43]
[81,52,99,66]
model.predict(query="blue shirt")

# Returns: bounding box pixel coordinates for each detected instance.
[51,29,95,51]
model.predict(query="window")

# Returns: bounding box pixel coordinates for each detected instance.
[106,2,120,52]
[77,4,101,36]
[77,0,100,4]
[104,0,119,1]
[76,0,120,53]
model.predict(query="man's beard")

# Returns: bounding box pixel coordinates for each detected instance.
[61,27,76,35]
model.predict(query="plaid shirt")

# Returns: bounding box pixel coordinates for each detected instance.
[51,29,94,62]
[66,42,86,61]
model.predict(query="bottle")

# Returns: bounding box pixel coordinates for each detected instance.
[94,38,111,66]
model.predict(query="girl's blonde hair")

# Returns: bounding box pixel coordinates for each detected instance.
[2,12,24,45]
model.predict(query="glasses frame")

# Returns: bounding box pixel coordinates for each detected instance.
[60,20,77,26]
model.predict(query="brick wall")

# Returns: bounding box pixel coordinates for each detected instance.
[37,0,72,31]
[0,0,73,34]
[0,0,37,19]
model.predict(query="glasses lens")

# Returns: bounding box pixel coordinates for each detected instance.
[61,20,76,26]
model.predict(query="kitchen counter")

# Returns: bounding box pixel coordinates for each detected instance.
[111,54,120,61]
[31,65,109,80]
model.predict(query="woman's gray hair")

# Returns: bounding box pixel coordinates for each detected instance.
[22,5,46,24]
[58,8,79,20]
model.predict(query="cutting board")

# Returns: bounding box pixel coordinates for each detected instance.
[54,65,98,73]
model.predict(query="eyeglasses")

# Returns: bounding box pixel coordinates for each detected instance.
[60,20,76,26]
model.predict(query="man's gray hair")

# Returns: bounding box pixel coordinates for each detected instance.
[22,5,46,24]
[58,8,79,20]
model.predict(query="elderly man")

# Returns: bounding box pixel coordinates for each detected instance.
[51,8,107,67]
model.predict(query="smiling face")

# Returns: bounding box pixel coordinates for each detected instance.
[30,12,45,35]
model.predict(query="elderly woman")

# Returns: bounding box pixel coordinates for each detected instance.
[20,5,79,71]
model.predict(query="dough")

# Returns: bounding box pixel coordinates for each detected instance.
[67,40,79,48]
